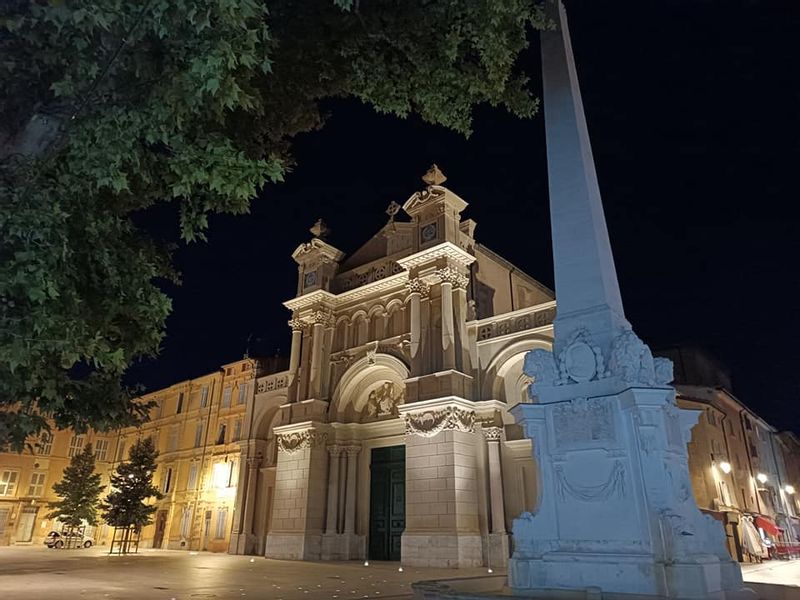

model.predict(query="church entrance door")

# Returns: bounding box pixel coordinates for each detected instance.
[368,445,405,561]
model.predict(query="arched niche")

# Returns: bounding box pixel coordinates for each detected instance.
[330,353,409,423]
[482,338,553,403]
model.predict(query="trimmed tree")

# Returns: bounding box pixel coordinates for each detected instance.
[101,437,163,552]
[47,443,105,545]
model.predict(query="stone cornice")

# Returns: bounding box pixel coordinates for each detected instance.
[396,242,475,270]
[283,289,337,313]
[283,273,408,313]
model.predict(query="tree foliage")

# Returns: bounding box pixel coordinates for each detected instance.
[47,443,105,528]
[101,437,163,529]
[0,0,546,450]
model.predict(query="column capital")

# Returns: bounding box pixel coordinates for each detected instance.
[436,266,469,290]
[288,318,307,332]
[405,277,430,297]
[482,426,504,442]
[246,454,263,469]
[327,444,344,457]
[343,444,362,457]
[311,309,334,327]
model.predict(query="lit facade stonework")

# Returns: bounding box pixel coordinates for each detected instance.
[246,168,555,567]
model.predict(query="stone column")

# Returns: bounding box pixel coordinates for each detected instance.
[337,451,347,532]
[242,455,261,537]
[308,310,330,399]
[483,428,506,533]
[406,279,428,377]
[440,276,456,370]
[287,319,305,402]
[325,446,342,535]
[343,445,361,534]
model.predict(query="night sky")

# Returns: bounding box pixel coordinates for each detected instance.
[128,1,800,433]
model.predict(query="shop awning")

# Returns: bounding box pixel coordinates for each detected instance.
[755,515,782,537]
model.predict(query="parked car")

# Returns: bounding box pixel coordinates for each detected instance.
[44,530,94,549]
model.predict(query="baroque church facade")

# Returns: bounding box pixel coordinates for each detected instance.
[235,166,556,567]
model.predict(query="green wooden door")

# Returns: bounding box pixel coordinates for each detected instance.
[369,446,405,561]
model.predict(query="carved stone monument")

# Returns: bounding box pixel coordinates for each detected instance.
[510,1,749,598]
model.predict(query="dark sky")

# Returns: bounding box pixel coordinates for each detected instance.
[128,1,800,433]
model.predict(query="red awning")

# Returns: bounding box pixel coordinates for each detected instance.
[755,515,782,537]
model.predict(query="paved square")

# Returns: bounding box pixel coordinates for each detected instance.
[0,547,490,600]
[2,547,798,600]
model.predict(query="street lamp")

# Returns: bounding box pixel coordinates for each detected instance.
[785,485,796,495]
[756,473,768,484]
[719,461,732,474]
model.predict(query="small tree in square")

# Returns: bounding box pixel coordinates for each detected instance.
[101,437,163,552]
[47,443,104,546]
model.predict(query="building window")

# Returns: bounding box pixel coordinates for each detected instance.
[187,462,199,491]
[180,506,192,539]
[27,472,46,497]
[222,386,232,408]
[749,443,758,458]
[94,439,109,461]
[176,392,185,414]
[233,419,242,442]
[194,423,204,448]
[157,398,164,418]
[237,384,247,405]
[68,435,85,457]
[116,440,127,462]
[744,416,752,430]
[217,424,226,445]
[200,386,209,408]
[229,459,238,487]
[215,508,228,539]
[707,410,717,427]
[38,432,53,456]
[0,470,19,497]
[162,467,173,494]
[167,428,179,453]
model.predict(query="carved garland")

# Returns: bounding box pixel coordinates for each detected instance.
[553,460,626,502]
[404,406,475,437]
[276,430,327,454]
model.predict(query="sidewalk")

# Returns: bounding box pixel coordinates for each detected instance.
[742,560,800,586]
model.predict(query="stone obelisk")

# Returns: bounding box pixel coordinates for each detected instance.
[510,2,748,598]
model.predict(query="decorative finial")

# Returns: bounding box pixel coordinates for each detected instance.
[422,164,447,186]
[309,218,329,239]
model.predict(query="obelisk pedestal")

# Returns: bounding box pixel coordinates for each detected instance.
[509,2,749,598]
